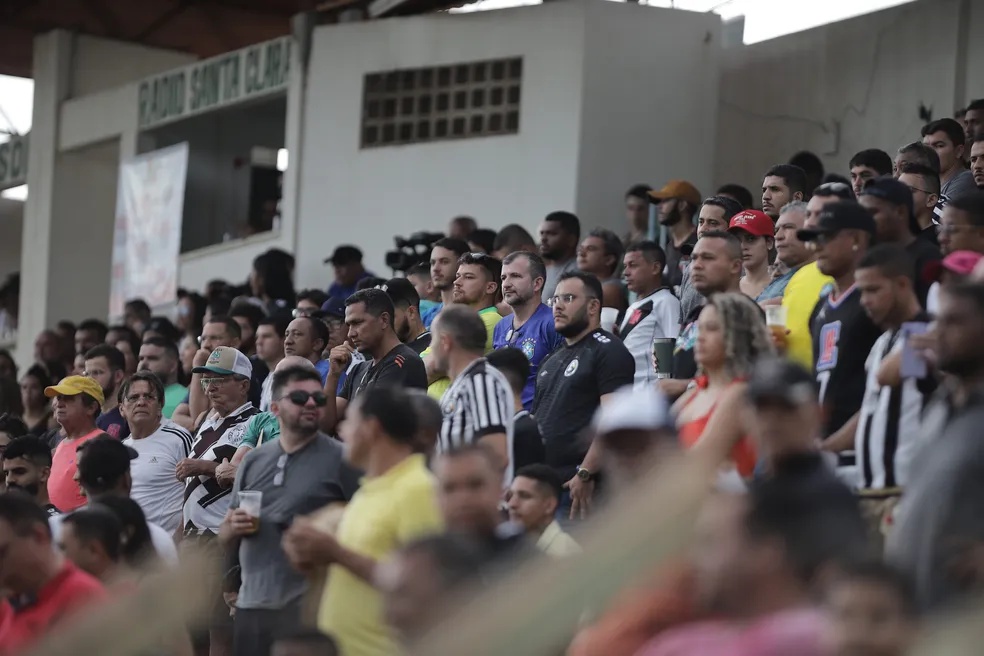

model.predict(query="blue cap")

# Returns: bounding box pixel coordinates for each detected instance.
[321,296,346,319]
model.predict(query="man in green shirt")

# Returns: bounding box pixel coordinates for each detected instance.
[138,337,187,419]
[215,356,315,487]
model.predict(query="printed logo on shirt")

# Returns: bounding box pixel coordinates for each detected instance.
[225,423,248,448]
[149,456,158,464]
[564,359,579,377]
[520,337,536,360]
[628,309,643,326]
[106,424,120,438]
[816,321,842,371]
[676,321,698,355]
[394,354,405,368]
[592,333,611,344]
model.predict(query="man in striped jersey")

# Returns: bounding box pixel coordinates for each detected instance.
[120,371,194,534]
[431,304,513,479]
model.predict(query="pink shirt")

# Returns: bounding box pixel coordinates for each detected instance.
[47,429,102,512]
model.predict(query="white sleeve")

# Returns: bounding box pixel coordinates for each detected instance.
[150,523,179,566]
[657,295,682,339]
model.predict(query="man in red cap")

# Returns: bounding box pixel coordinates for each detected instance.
[728,209,776,301]
[648,180,701,292]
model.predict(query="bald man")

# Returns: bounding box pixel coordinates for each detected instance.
[216,357,317,487]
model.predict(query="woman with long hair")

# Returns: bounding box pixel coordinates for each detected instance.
[673,293,774,484]
[19,365,55,435]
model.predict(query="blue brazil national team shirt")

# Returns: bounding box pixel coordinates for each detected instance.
[493,303,563,411]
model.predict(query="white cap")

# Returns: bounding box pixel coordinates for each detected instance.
[592,385,673,435]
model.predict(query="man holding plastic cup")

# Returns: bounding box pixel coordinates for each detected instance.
[220,365,357,656]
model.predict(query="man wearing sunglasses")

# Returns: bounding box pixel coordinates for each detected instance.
[221,365,357,656]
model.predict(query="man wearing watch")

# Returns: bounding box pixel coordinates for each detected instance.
[532,272,635,521]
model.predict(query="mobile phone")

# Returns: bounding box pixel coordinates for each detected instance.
[900,321,930,379]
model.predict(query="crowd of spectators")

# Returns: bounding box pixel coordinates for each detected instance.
[0,101,982,656]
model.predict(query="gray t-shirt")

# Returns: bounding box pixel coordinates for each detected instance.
[678,264,705,324]
[942,169,977,201]
[541,258,578,304]
[231,433,360,610]
[887,397,984,611]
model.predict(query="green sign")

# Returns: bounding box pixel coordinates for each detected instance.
[0,133,28,191]
[138,37,292,130]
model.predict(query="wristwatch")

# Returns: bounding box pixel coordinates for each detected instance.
[576,466,596,482]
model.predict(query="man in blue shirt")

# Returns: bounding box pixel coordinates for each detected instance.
[421,238,471,328]
[324,245,373,304]
[493,251,562,410]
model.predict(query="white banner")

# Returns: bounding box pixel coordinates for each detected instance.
[109,143,189,316]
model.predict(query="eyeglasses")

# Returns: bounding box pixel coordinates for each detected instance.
[902,183,933,195]
[817,182,851,193]
[546,293,596,307]
[273,453,288,486]
[200,376,237,390]
[279,390,328,407]
[810,231,843,248]
[292,308,313,318]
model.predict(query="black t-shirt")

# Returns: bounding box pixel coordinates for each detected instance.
[811,286,882,448]
[407,331,432,355]
[672,304,703,381]
[905,238,942,308]
[531,329,635,469]
[664,229,698,291]
[339,343,428,401]
[513,411,545,471]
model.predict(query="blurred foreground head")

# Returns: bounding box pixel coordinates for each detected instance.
[591,385,677,485]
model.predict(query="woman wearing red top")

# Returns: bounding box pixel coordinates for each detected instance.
[674,293,774,484]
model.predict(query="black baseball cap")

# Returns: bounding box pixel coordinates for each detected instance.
[747,358,818,407]
[859,176,914,218]
[379,277,420,308]
[77,435,139,489]
[796,201,876,242]
[323,245,363,266]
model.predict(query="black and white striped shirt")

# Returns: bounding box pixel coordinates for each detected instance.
[438,358,515,481]
[854,316,937,491]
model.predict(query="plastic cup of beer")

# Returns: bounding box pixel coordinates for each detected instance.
[238,491,263,534]
[765,305,788,342]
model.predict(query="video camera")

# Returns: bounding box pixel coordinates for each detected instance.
[385,231,444,273]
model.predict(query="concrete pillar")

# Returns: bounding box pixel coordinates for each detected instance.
[16,31,73,366]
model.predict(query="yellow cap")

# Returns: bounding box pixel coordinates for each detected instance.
[45,375,105,406]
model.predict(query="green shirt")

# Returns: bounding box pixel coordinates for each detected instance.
[241,412,281,449]
[163,383,188,419]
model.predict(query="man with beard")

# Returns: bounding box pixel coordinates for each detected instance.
[493,251,562,410]
[423,253,504,402]
[421,238,470,328]
[2,436,59,515]
[533,272,634,520]
[648,180,702,292]
[889,282,984,611]
[84,344,129,439]
[380,277,431,354]
[221,366,356,656]
[538,212,580,303]
[322,289,428,434]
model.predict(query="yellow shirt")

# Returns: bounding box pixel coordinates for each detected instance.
[781,262,833,371]
[424,306,503,401]
[318,454,443,656]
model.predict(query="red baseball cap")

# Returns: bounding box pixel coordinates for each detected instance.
[728,210,774,238]
[942,250,984,276]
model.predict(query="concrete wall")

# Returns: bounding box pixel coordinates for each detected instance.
[295,0,718,289]
[295,2,589,287]
[71,35,197,97]
[576,2,719,231]
[715,0,983,194]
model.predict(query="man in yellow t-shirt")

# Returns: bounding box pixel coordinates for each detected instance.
[423,253,504,400]
[776,188,848,368]
[282,387,442,656]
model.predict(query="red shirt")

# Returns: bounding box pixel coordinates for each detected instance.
[47,430,102,512]
[0,561,107,654]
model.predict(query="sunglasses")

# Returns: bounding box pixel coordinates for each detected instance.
[280,390,328,407]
